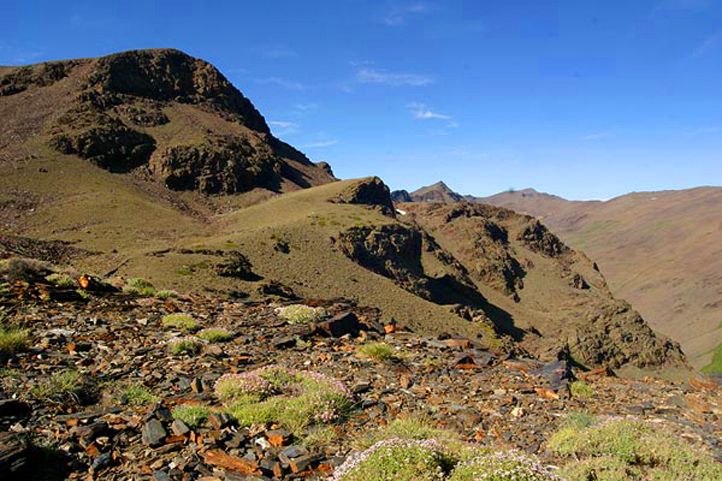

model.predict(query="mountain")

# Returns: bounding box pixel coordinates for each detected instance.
[0,48,335,194]
[479,187,722,371]
[395,182,721,371]
[0,50,687,374]
[392,181,463,203]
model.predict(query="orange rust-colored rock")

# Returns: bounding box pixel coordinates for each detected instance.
[535,387,560,400]
[204,450,260,474]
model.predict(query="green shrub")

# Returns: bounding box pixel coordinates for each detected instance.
[45,273,76,288]
[167,336,202,355]
[569,380,594,398]
[197,327,232,342]
[172,404,210,428]
[0,325,30,354]
[123,278,156,296]
[550,416,722,480]
[32,370,97,405]
[560,457,640,481]
[358,342,399,363]
[226,399,280,427]
[161,314,199,330]
[302,426,339,447]
[156,290,178,300]
[275,304,326,324]
[121,384,159,406]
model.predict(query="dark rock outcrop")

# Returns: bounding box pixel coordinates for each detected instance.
[517,220,569,258]
[330,177,395,216]
[87,49,269,133]
[390,189,412,203]
[154,135,280,194]
[0,61,77,96]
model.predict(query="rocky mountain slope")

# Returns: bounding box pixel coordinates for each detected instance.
[0,271,719,480]
[0,49,335,194]
[477,187,722,371]
[395,182,722,372]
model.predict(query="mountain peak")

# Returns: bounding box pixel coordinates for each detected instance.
[408,181,463,203]
[0,48,335,194]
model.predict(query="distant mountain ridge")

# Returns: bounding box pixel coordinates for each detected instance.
[394,181,722,370]
[392,181,463,203]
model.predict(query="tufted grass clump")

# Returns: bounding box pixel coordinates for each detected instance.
[156,290,178,300]
[123,278,157,296]
[354,415,463,450]
[275,304,326,324]
[331,439,458,481]
[167,336,202,355]
[161,314,199,330]
[449,451,559,480]
[197,327,233,342]
[32,370,98,405]
[550,415,722,480]
[569,380,594,398]
[172,404,210,428]
[0,324,30,354]
[45,273,76,288]
[219,366,353,433]
[121,384,160,406]
[357,342,399,363]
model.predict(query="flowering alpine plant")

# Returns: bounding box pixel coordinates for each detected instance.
[449,451,560,481]
[330,438,454,481]
[214,372,276,401]
[216,365,353,429]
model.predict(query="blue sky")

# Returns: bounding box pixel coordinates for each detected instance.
[4,0,722,199]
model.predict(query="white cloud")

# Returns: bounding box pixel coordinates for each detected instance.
[302,140,338,148]
[384,3,433,26]
[255,77,305,90]
[356,68,433,86]
[268,121,299,136]
[583,131,614,140]
[407,102,451,120]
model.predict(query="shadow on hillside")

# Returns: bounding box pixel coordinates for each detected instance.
[425,275,526,342]
[483,302,526,342]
